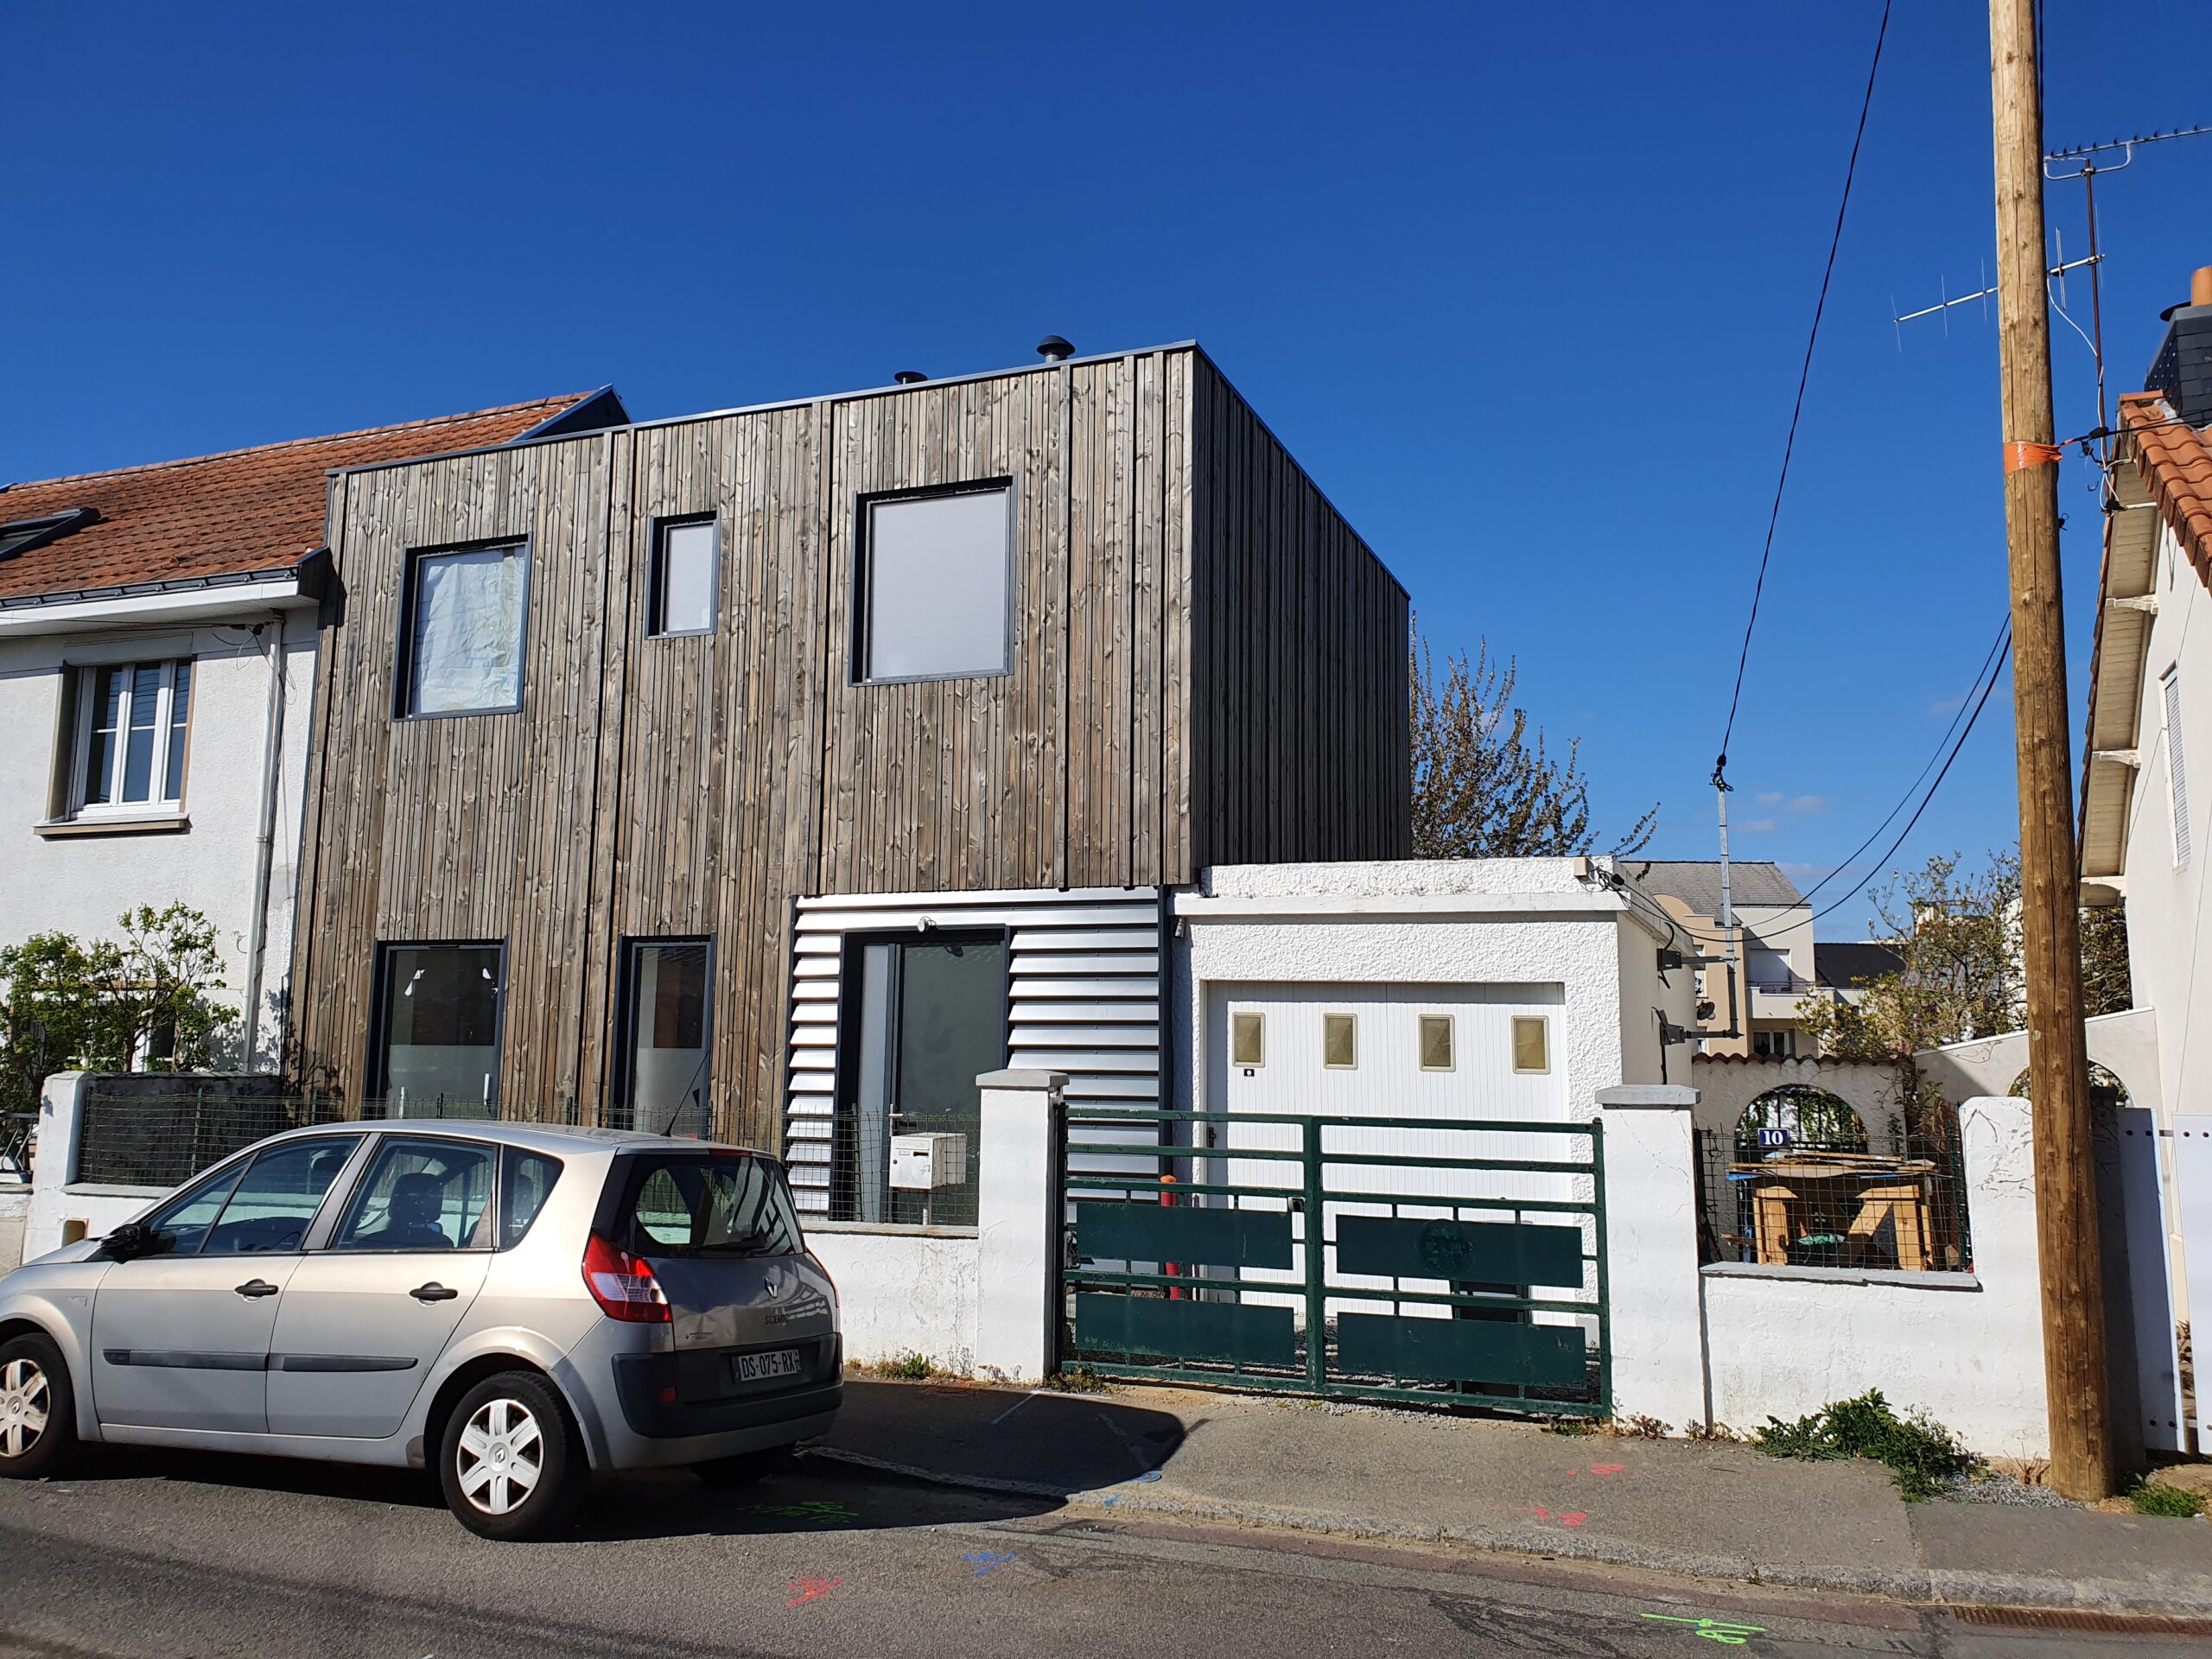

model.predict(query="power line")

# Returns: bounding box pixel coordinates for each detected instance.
[1792,612,2012,910]
[1714,0,1894,785]
[1801,623,2012,931]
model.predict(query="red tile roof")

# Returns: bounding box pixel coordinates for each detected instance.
[2121,391,2212,585]
[0,395,592,605]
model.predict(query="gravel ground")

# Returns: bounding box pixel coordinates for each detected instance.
[1940,1469,2081,1509]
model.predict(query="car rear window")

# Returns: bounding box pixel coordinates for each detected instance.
[615,1154,804,1259]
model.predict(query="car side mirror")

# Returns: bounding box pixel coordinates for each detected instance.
[100,1221,152,1262]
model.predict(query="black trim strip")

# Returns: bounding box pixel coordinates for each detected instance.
[101,1350,263,1372]
[274,1355,418,1374]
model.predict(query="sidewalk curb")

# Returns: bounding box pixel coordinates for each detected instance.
[802,1446,2212,1618]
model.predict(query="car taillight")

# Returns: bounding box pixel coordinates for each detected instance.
[582,1232,670,1323]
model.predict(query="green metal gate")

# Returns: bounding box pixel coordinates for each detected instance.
[1059,1107,1611,1414]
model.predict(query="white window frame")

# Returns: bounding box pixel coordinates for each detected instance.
[67,658,193,819]
[2165,666,2191,869]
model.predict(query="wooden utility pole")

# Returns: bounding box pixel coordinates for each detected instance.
[1987,0,2116,1500]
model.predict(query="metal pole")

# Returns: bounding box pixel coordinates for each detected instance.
[1988,0,2115,1500]
[1303,1117,1326,1392]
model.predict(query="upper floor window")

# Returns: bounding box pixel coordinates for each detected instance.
[650,518,718,638]
[398,541,529,717]
[855,482,1012,683]
[70,658,193,816]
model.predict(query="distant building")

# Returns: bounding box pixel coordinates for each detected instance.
[1631,862,1902,1058]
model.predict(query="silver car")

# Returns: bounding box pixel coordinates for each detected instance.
[0,1121,842,1539]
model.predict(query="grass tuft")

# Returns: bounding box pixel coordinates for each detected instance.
[869,1351,940,1380]
[2130,1478,2206,1518]
[1754,1389,1980,1501]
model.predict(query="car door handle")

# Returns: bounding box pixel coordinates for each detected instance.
[410,1283,459,1303]
[234,1279,280,1299]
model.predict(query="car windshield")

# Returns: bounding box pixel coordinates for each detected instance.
[618,1154,803,1259]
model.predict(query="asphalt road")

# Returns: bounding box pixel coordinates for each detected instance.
[0,1448,2205,1658]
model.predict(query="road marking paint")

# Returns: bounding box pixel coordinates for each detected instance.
[990,1390,1049,1426]
[1639,1611,1766,1644]
[786,1577,843,1607]
[1591,1463,1625,1476]
[963,1550,1015,1575]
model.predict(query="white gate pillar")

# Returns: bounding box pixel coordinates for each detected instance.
[1595,1084,1708,1431]
[974,1069,1066,1382]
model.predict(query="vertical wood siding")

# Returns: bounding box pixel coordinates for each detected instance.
[290,346,1405,1138]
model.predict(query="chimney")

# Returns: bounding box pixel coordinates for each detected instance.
[2146,266,2212,426]
[1036,334,1074,364]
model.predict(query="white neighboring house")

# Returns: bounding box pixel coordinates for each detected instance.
[0,391,625,1069]
[2082,361,2212,1122]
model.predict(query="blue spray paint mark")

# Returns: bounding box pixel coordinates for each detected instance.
[1098,1469,1164,1508]
[963,1550,1015,1576]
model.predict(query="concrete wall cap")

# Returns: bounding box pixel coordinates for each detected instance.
[976,1069,1069,1091]
[1594,1084,1700,1109]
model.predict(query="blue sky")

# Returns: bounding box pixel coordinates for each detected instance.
[6,2,2209,938]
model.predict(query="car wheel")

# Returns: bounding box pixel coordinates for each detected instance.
[438,1371,585,1541]
[0,1332,79,1481]
[692,1445,794,1489]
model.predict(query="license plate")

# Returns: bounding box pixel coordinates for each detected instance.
[732,1348,804,1384]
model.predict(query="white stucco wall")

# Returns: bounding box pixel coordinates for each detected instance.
[0,607,315,1067]
[2119,517,2212,1128]
[1918,1007,2164,1117]
[806,1224,981,1374]
[1698,1095,2049,1459]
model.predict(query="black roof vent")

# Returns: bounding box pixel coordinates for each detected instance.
[2146,267,2212,426]
[1037,334,1074,364]
[893,370,928,385]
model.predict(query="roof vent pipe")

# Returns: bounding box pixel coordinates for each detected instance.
[1037,334,1074,364]
[893,370,928,385]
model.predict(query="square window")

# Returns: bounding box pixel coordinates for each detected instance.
[398,541,529,716]
[372,944,505,1114]
[1323,1013,1357,1069]
[651,518,718,638]
[1511,1015,1549,1075]
[67,658,192,816]
[618,939,713,1135]
[1231,1011,1265,1068]
[1419,1014,1454,1072]
[856,484,1012,682]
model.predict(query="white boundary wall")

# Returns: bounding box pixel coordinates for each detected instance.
[1600,1089,2053,1459]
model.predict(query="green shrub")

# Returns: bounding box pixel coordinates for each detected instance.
[1755,1389,1980,1501]
[872,1352,938,1380]
[2130,1479,2205,1518]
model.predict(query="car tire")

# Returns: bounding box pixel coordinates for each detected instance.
[0,1332,79,1481]
[438,1370,586,1541]
[692,1445,794,1489]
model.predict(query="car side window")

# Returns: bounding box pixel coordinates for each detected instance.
[200,1137,364,1256]
[334,1138,494,1251]
[137,1163,249,1257]
[499,1151,563,1249]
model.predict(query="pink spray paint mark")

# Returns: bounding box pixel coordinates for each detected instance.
[786,1577,843,1607]
[1557,1511,1587,1527]
[1591,1463,1625,1476]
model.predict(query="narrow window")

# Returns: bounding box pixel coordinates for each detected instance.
[618,939,713,1135]
[2166,669,2191,868]
[1511,1015,1550,1075]
[857,483,1012,682]
[372,943,505,1115]
[1323,1013,1357,1069]
[1419,1014,1455,1072]
[399,541,529,716]
[1231,1012,1266,1068]
[650,518,718,638]
[71,658,192,816]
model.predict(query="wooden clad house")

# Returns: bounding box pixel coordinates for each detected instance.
[287,341,1407,1215]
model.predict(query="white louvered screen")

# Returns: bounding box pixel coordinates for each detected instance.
[2167,671,2191,868]
[782,887,1162,1215]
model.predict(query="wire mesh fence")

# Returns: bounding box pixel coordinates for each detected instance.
[75,1088,344,1188]
[1694,1128,1973,1274]
[819,1110,980,1230]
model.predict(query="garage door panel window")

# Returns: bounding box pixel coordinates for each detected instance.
[1322,1013,1357,1070]
[1511,1016,1550,1075]
[1231,1012,1265,1068]
[1419,1015,1455,1072]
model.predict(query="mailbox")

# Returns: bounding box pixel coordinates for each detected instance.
[889,1132,969,1191]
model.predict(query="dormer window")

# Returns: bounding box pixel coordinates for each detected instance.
[0,507,96,562]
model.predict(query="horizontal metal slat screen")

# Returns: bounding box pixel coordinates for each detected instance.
[782,887,1162,1215]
